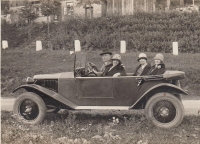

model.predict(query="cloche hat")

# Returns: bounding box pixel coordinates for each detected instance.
[138,53,147,61]
[154,53,164,61]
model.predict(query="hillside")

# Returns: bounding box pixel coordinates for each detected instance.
[1,12,200,53]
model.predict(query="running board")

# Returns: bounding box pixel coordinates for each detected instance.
[75,106,129,110]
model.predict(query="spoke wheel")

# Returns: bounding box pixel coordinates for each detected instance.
[19,99,40,120]
[145,93,184,128]
[13,92,46,125]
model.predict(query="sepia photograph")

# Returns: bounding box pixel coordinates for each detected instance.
[1,0,200,143]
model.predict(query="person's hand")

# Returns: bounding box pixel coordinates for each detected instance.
[113,73,121,77]
[88,62,96,67]
[157,65,161,69]
[92,69,98,74]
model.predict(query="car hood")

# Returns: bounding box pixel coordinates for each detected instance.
[33,73,62,79]
[33,72,74,80]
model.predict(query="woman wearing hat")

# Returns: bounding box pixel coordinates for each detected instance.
[148,53,166,75]
[102,54,127,77]
[133,53,151,76]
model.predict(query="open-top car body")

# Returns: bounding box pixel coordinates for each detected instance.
[13,52,188,128]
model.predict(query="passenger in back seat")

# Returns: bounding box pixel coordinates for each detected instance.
[133,53,151,76]
[148,53,166,75]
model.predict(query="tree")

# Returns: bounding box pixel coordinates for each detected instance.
[40,0,60,48]
[20,2,39,25]
[1,1,10,15]
[20,2,39,40]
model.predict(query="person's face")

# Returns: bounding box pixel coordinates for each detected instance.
[112,60,119,66]
[102,54,111,62]
[139,59,147,65]
[154,59,161,65]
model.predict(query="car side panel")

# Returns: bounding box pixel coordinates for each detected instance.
[76,78,113,98]
[113,77,139,105]
[137,80,167,97]
[59,76,142,106]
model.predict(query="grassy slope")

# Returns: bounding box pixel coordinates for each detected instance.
[1,111,200,144]
[1,49,200,97]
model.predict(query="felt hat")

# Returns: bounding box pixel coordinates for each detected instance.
[100,49,112,56]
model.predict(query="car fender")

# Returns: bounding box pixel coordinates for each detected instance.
[129,83,188,109]
[13,84,77,109]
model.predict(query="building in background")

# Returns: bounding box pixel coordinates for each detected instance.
[107,0,156,15]
[2,0,200,24]
[6,0,102,23]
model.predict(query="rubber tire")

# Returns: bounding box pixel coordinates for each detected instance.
[13,92,46,125]
[145,93,184,128]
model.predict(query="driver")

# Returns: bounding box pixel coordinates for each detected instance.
[90,49,113,76]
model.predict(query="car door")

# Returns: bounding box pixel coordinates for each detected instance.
[76,77,113,99]
[75,76,140,106]
[112,76,139,106]
[75,77,114,106]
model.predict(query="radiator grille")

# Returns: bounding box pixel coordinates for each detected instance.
[35,80,58,92]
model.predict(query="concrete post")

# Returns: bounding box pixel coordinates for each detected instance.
[75,40,81,52]
[120,40,126,53]
[2,40,8,49]
[36,41,42,51]
[173,42,178,55]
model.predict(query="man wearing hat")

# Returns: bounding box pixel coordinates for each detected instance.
[90,49,113,76]
[148,53,166,75]
[133,53,151,76]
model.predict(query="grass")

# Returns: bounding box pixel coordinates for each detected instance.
[1,48,200,98]
[1,48,200,143]
[1,110,200,144]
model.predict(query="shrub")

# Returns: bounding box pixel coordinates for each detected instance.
[1,12,200,52]
[48,12,200,52]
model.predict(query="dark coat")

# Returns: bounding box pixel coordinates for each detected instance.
[102,64,127,77]
[148,63,166,75]
[133,63,151,76]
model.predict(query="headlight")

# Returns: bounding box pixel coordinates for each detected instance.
[26,77,34,84]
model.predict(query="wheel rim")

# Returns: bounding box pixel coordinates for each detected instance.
[152,100,176,123]
[19,99,39,121]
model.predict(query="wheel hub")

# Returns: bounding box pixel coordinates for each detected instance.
[20,99,39,120]
[159,107,169,117]
[153,100,176,123]
[24,105,33,115]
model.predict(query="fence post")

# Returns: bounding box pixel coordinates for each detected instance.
[75,40,81,52]
[173,42,178,55]
[36,41,42,51]
[2,40,8,49]
[120,40,126,54]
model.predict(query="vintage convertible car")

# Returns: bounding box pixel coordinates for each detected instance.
[13,52,188,128]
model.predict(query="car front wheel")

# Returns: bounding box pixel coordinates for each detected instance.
[13,92,46,125]
[145,93,184,128]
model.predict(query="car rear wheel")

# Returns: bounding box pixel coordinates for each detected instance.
[145,93,184,128]
[13,92,46,125]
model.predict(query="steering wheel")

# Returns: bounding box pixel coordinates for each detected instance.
[75,67,86,77]
[87,62,98,76]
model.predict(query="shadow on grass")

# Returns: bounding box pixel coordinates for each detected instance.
[44,110,146,125]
